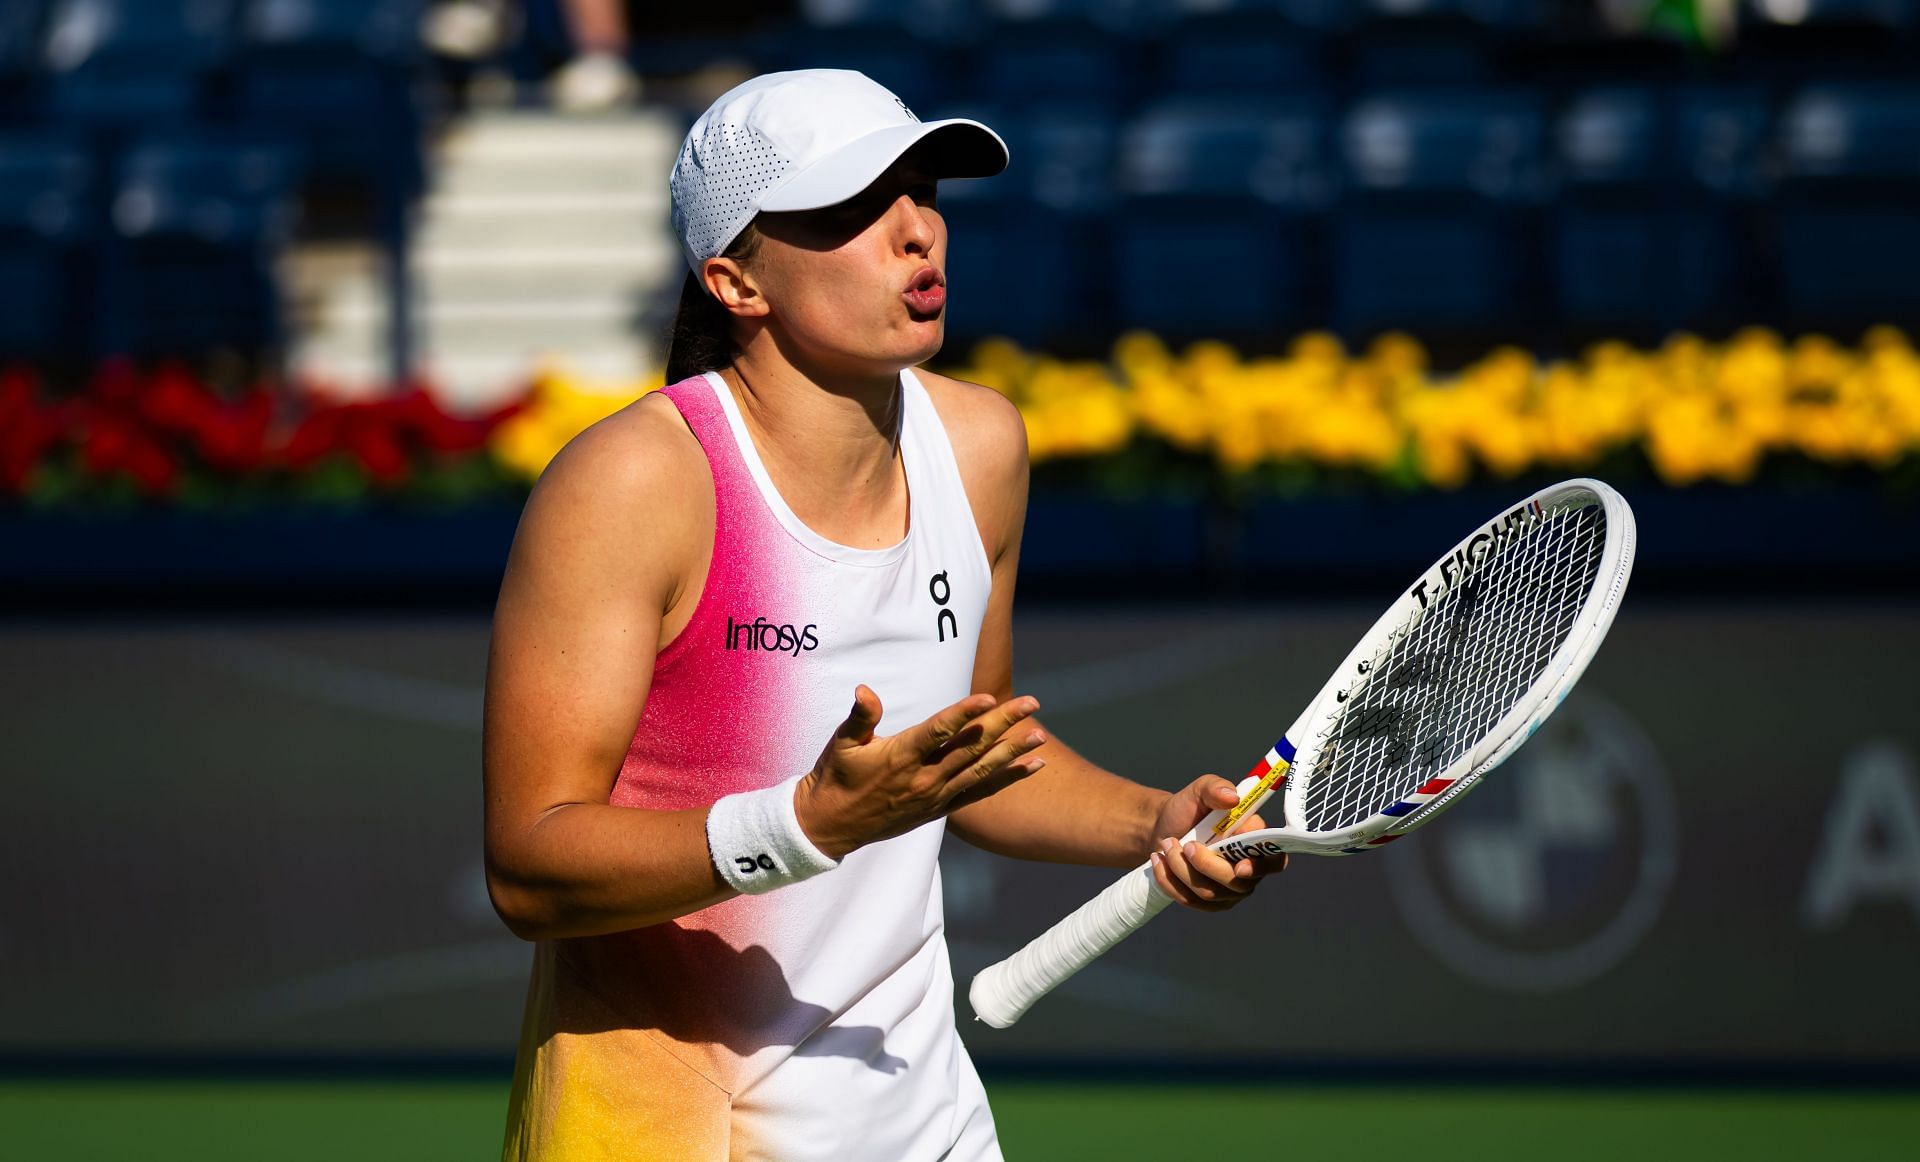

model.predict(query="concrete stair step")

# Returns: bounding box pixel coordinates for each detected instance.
[416,211,657,251]
[437,112,680,164]
[294,109,680,400]
[431,159,663,198]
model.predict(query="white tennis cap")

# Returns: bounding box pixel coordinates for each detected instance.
[670,69,1008,277]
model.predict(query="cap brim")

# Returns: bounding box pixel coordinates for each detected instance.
[756,119,1008,213]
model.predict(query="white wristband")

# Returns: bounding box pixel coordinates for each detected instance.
[706,776,839,895]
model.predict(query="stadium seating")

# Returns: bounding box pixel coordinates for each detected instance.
[1347,2,1512,89]
[3,0,1916,370]
[95,134,304,356]
[230,0,425,376]
[797,0,976,42]
[1331,89,1546,343]
[0,1,45,120]
[41,0,236,128]
[970,6,1139,109]
[1115,95,1334,338]
[1775,82,1920,326]
[1746,0,1918,27]
[1550,85,1772,340]
[1155,5,1331,96]
[230,0,425,225]
[757,24,955,115]
[0,135,93,357]
[938,104,1118,344]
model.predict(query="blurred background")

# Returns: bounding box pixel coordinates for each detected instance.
[3,0,1919,1158]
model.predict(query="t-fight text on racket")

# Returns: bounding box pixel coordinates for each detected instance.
[969,478,1637,1028]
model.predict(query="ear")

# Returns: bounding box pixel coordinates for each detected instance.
[702,256,770,319]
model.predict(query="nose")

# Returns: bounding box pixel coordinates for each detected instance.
[890,193,936,258]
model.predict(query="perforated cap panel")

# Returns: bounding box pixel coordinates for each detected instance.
[671,119,794,273]
[669,68,1006,277]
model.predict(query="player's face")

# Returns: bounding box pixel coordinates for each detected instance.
[748,154,948,376]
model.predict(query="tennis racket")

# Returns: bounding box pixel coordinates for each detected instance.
[969,477,1636,1028]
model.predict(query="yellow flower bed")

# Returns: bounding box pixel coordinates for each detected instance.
[492,328,1920,489]
[953,326,1920,488]
[489,359,663,481]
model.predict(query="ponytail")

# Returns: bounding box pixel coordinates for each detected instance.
[664,224,761,385]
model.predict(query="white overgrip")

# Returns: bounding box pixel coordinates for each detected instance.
[968,858,1172,1028]
[968,774,1272,1029]
[975,772,1274,1021]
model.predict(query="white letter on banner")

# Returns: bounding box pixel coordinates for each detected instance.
[1802,740,1920,929]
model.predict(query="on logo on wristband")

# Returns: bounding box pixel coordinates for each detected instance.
[707,778,838,895]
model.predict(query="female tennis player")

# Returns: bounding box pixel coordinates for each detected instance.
[484,70,1286,1161]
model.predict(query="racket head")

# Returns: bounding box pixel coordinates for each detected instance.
[1234,478,1635,857]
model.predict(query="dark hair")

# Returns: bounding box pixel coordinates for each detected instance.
[664,225,761,384]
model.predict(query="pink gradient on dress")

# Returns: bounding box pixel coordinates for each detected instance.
[611,376,803,815]
[531,376,822,1094]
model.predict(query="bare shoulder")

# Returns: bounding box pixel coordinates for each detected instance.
[914,367,1028,488]
[508,390,710,600]
[535,390,704,506]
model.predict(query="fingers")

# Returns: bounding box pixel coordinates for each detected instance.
[1202,776,1242,809]
[833,685,886,746]
[943,753,1046,813]
[1153,834,1285,913]
[942,723,1048,806]
[924,696,1042,773]
[1223,813,1290,878]
[898,691,1004,756]
[1155,774,1249,841]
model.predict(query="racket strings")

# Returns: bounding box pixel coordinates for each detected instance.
[1303,503,1608,834]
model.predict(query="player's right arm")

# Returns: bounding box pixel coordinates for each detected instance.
[483,395,1047,942]
[483,396,730,941]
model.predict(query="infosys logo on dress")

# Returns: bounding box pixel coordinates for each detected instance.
[725,616,819,656]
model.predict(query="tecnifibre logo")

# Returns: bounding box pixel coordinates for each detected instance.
[725,616,819,657]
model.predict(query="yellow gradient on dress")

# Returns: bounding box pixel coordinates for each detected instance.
[502,943,732,1161]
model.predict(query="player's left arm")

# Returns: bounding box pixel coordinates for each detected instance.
[919,370,1285,910]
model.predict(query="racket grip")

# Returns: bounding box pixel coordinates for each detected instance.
[969,859,1173,1029]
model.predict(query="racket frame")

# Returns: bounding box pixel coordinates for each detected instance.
[968,478,1637,1028]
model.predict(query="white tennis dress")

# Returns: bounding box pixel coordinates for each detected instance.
[502,369,1000,1161]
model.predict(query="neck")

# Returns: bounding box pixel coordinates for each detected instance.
[719,346,909,548]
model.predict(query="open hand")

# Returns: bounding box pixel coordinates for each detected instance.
[795,685,1048,860]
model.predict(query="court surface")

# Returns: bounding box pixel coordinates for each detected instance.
[8,1079,1917,1160]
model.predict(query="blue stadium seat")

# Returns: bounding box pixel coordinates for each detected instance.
[231,0,425,218]
[1364,0,1552,26]
[1153,1,1330,97]
[755,26,954,115]
[970,4,1139,108]
[41,0,236,127]
[232,0,424,193]
[1345,0,1547,88]
[231,0,423,374]
[1774,82,1920,326]
[95,134,304,356]
[1734,0,1920,85]
[1114,96,1334,338]
[936,104,1118,344]
[0,135,93,357]
[1745,0,1918,28]
[1332,89,1547,340]
[1550,86,1771,338]
[798,0,977,41]
[981,0,1146,28]
[0,2,45,78]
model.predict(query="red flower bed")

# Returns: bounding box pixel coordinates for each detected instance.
[1,360,526,506]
